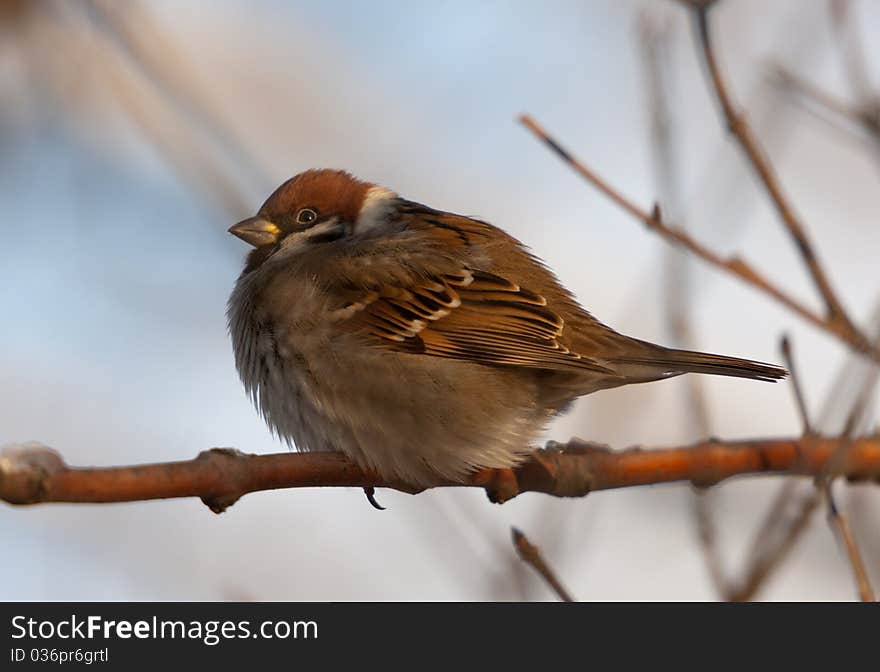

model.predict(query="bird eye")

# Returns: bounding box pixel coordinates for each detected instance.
[296,208,318,225]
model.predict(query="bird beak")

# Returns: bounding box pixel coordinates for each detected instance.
[228,217,281,248]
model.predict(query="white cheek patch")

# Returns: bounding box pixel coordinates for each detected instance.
[355,186,397,234]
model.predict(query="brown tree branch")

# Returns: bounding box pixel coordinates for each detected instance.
[511,528,574,602]
[2,436,879,512]
[519,114,880,363]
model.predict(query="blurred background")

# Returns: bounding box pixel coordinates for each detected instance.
[2,0,879,600]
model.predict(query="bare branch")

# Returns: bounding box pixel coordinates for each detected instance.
[519,114,880,362]
[693,8,867,347]
[2,436,879,511]
[511,528,574,602]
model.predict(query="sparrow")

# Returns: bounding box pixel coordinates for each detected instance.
[227,169,786,488]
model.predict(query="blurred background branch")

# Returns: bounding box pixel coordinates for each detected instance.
[694,5,871,354]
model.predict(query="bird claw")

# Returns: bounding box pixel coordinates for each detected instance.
[363,486,386,510]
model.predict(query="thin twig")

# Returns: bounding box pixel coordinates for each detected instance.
[511,528,574,602]
[822,484,876,601]
[693,7,868,348]
[780,335,813,436]
[519,114,880,362]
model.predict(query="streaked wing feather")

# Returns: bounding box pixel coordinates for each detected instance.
[335,267,614,375]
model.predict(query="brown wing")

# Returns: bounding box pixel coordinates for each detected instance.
[332,268,615,375]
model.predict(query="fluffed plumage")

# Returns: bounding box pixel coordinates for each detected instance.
[227,169,786,486]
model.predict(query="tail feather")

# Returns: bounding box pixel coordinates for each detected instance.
[612,345,787,383]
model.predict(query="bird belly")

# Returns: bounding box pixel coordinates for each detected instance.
[243,326,549,485]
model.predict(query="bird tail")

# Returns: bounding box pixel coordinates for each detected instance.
[612,342,787,383]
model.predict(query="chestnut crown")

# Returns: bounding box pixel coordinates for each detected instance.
[259,169,373,228]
